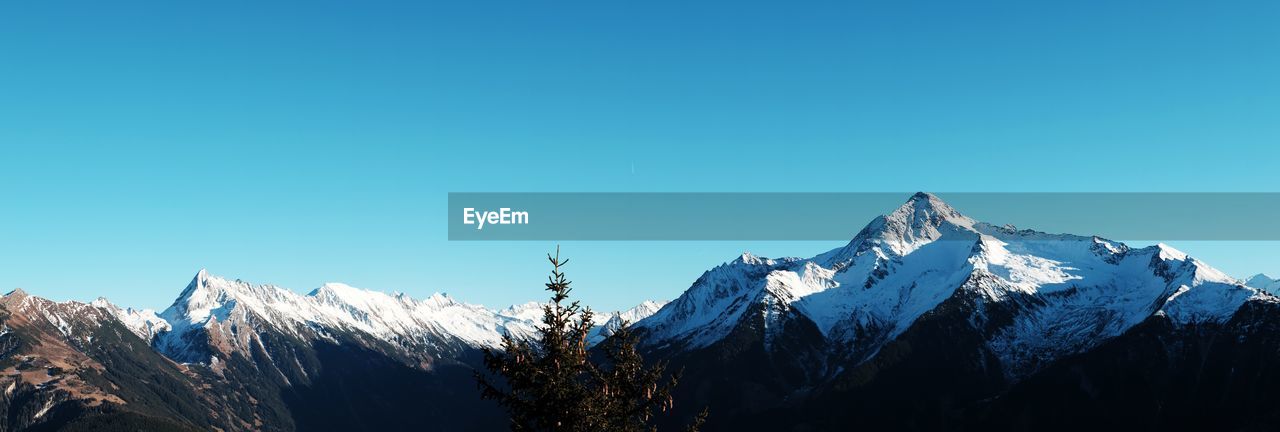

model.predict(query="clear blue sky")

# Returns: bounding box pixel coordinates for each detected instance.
[2,0,1278,311]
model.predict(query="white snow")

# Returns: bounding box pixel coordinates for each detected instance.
[632,192,1269,377]
[1246,274,1280,294]
[146,268,665,363]
[588,300,670,344]
[154,270,541,359]
[1156,243,1189,261]
[91,298,171,342]
[33,399,54,419]
[500,301,548,323]
[0,290,119,345]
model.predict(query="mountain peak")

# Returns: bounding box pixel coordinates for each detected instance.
[893,192,969,222]
[181,268,212,297]
[815,192,980,264]
[91,297,114,309]
[1,289,31,309]
[163,269,284,328]
[868,192,978,256]
[181,268,228,296]
[1247,274,1280,293]
[909,191,940,201]
[310,282,360,297]
[1248,273,1276,284]
[1155,243,1189,261]
[734,251,770,265]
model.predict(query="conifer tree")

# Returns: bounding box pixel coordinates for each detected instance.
[477,248,706,431]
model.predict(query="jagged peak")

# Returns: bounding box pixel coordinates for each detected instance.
[308,282,464,315]
[1131,243,1186,263]
[735,251,770,265]
[90,297,115,309]
[162,269,291,328]
[1248,273,1277,285]
[425,292,456,306]
[0,288,31,310]
[177,268,214,299]
[904,191,950,208]
[717,252,798,270]
[1135,244,1239,287]
[615,299,669,322]
[634,299,667,310]
[823,193,980,262]
[499,301,547,323]
[180,269,288,297]
[309,282,361,297]
[502,300,544,311]
[887,192,975,228]
[1154,243,1189,261]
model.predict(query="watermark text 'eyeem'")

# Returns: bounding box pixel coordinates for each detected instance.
[463,208,529,230]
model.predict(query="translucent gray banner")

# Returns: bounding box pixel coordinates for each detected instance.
[447,192,1280,241]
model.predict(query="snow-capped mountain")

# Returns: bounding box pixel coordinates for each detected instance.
[89,297,170,342]
[635,192,1270,378]
[589,300,669,343]
[144,269,665,367]
[152,269,548,365]
[609,300,669,328]
[627,193,1280,431]
[62,270,665,431]
[0,289,224,431]
[499,299,668,344]
[1248,273,1280,294]
[7,192,1280,431]
[1,289,118,346]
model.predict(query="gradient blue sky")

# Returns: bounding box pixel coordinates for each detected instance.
[2,0,1278,311]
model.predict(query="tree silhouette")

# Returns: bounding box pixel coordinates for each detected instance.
[477,247,706,431]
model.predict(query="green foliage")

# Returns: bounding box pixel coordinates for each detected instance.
[477,248,706,432]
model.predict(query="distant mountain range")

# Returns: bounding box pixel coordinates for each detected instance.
[3,193,1280,431]
[0,270,664,431]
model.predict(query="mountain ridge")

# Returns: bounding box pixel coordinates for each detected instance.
[633,193,1270,379]
[4,192,1280,431]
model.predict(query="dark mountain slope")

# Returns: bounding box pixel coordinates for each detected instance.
[972,299,1280,431]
